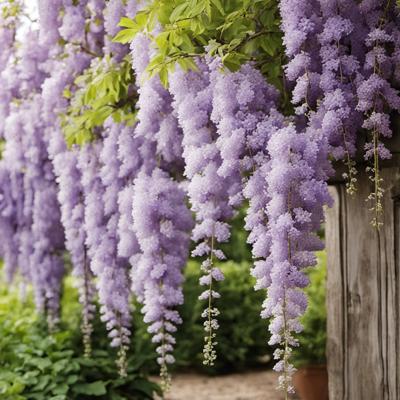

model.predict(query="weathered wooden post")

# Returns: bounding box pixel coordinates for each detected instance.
[325,137,400,399]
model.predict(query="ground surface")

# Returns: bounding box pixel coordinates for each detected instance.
[160,370,286,400]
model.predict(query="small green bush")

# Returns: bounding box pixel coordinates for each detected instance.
[0,282,160,400]
[172,260,271,374]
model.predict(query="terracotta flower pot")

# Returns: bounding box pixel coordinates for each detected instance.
[293,364,329,400]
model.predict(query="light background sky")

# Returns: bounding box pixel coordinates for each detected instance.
[17,1,39,39]
[25,0,38,18]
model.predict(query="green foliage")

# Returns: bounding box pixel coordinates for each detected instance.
[0,281,161,400]
[114,0,286,98]
[0,251,327,392]
[64,0,289,148]
[292,251,327,368]
[61,56,137,147]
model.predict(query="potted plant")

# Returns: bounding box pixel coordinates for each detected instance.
[292,251,329,400]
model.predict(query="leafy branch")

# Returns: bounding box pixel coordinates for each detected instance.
[113,0,285,93]
[61,56,137,147]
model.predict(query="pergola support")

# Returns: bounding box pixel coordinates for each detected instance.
[325,168,400,400]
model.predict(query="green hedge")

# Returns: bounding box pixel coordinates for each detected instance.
[173,260,271,373]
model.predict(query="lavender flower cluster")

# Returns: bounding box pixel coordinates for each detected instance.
[281,0,400,222]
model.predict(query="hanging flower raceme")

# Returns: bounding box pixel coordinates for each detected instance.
[1,105,27,284]
[115,123,144,306]
[129,30,192,385]
[10,98,65,327]
[0,6,18,138]
[209,60,280,207]
[78,137,132,377]
[242,108,286,294]
[280,0,323,112]
[169,63,234,366]
[30,176,65,328]
[2,122,33,288]
[116,123,142,263]
[103,0,130,59]
[41,0,106,345]
[0,162,18,282]
[115,123,143,286]
[99,120,134,375]
[0,23,67,327]
[356,1,400,227]
[131,32,184,170]
[24,96,66,328]
[264,125,332,394]
[52,141,96,356]
[59,0,88,44]
[0,0,22,70]
[132,168,193,389]
[315,0,364,193]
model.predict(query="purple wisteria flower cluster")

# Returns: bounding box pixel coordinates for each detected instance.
[264,126,332,392]
[281,0,400,225]
[169,63,233,366]
[132,169,192,388]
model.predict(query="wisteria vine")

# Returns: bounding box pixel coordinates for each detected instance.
[0,0,399,397]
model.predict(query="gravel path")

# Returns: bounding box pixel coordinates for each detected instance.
[160,370,288,400]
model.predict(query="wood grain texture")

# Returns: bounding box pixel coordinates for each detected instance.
[326,167,400,400]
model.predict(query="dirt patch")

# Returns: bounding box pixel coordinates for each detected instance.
[160,370,287,400]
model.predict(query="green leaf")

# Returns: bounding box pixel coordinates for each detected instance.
[109,392,125,400]
[66,375,78,385]
[221,52,244,72]
[72,381,107,396]
[22,370,40,384]
[135,11,149,29]
[130,378,161,397]
[84,84,96,104]
[52,383,69,396]
[260,9,275,27]
[6,380,25,395]
[188,1,205,17]
[113,28,137,44]
[211,0,224,14]
[155,31,170,50]
[159,67,169,88]
[260,33,281,56]
[189,18,205,35]
[118,17,136,28]
[63,88,71,99]
[180,32,195,52]
[146,54,165,73]
[32,375,51,392]
[170,30,183,47]
[178,57,198,72]
[34,358,52,371]
[205,0,212,18]
[75,129,92,146]
[169,3,188,23]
